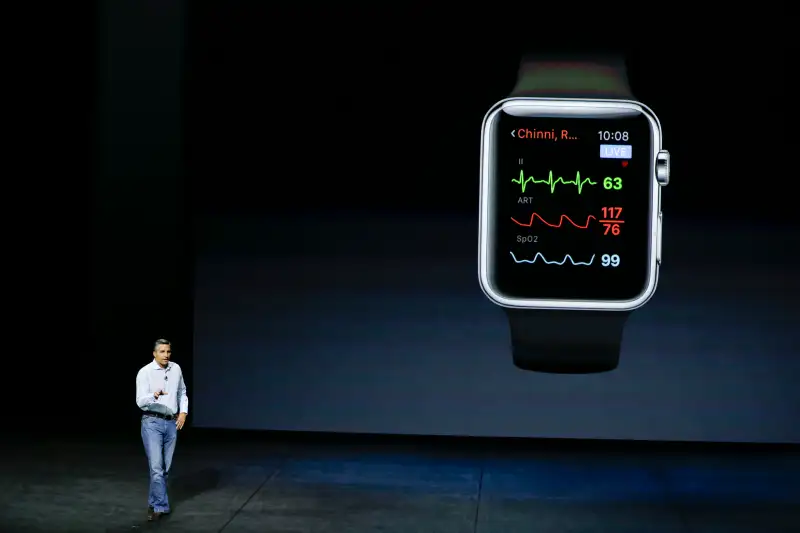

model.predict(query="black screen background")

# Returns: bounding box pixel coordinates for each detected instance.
[491,112,653,301]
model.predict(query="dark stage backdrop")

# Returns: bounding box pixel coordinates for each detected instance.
[187,6,797,443]
[192,217,799,443]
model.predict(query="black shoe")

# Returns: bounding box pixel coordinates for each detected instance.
[147,508,170,521]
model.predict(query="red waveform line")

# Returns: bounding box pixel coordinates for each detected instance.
[511,213,596,229]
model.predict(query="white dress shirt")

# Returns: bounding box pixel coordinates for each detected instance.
[135,360,188,416]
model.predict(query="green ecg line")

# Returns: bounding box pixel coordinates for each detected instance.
[512,170,597,194]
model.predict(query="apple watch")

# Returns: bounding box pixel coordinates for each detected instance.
[478,55,670,373]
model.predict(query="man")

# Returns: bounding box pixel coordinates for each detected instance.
[135,339,188,521]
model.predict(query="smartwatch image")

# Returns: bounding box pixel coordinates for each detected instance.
[478,55,670,374]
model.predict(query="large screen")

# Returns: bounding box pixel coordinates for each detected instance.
[188,8,798,445]
[482,104,657,304]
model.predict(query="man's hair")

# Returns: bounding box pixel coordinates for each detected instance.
[153,338,171,351]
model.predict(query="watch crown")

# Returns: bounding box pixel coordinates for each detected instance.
[656,150,670,186]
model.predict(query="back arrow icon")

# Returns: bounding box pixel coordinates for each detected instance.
[511,130,515,138]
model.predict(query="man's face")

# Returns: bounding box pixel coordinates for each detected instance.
[153,344,171,366]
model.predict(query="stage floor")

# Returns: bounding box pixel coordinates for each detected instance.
[1,431,797,532]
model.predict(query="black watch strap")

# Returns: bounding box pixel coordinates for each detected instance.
[510,54,634,100]
[504,54,633,374]
[505,309,630,373]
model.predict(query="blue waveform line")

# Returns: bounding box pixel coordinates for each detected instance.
[509,251,595,266]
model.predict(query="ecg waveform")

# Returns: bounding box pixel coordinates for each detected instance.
[510,251,596,266]
[511,213,596,229]
[512,170,597,194]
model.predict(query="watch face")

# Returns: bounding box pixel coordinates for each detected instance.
[479,99,661,309]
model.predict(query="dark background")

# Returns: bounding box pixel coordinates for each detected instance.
[79,2,795,442]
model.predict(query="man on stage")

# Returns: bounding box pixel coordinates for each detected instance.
[135,339,188,521]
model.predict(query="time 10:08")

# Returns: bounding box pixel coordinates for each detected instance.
[598,131,629,141]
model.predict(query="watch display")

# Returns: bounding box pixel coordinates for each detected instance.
[482,104,657,303]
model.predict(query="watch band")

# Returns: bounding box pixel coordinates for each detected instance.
[505,55,633,373]
[510,54,634,100]
[505,309,630,373]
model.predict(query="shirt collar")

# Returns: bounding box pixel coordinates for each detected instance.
[150,359,170,371]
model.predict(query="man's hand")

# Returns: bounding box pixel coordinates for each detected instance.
[176,412,187,430]
[154,390,168,399]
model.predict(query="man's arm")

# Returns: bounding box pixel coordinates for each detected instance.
[177,371,188,415]
[135,369,157,409]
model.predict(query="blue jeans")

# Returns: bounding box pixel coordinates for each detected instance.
[141,415,178,513]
